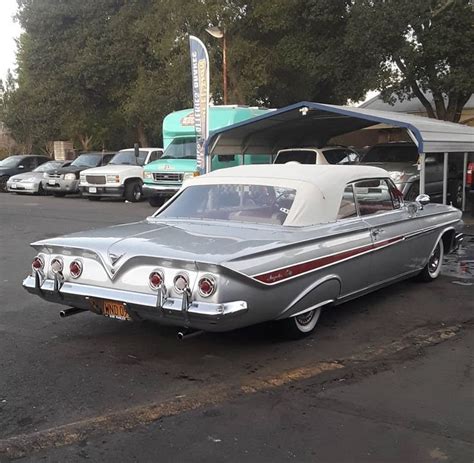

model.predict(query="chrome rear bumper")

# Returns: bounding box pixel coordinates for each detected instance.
[22,275,248,331]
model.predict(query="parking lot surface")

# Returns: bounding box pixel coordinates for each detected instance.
[0,193,473,462]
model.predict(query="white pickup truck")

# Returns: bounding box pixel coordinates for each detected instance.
[79,147,163,202]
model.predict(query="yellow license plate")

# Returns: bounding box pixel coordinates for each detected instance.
[101,299,131,321]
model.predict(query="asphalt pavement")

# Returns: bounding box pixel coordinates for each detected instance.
[0,193,472,463]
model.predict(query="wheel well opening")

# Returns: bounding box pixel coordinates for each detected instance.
[124,177,142,186]
[441,229,455,253]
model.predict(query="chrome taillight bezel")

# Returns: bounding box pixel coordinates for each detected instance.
[31,255,45,273]
[69,260,83,279]
[198,275,217,298]
[50,256,64,274]
[149,270,164,290]
[173,272,189,294]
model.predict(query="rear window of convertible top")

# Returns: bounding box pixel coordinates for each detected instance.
[156,184,297,225]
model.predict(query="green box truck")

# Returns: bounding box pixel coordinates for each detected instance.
[143,105,272,206]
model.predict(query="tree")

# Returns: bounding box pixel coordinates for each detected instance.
[348,0,474,122]
[219,0,378,106]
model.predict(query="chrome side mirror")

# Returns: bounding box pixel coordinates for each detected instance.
[415,194,430,210]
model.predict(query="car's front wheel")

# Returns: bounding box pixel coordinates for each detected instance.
[280,308,322,339]
[417,239,444,282]
[125,181,142,202]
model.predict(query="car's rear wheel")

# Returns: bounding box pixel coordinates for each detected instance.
[417,239,444,282]
[281,308,322,339]
[125,181,142,202]
[0,176,8,192]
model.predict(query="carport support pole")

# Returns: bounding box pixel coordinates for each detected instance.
[462,152,468,211]
[443,152,449,205]
[419,153,426,195]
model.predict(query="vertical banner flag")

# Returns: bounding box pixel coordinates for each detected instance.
[189,35,210,174]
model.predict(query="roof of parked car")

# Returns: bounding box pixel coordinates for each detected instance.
[184,164,389,226]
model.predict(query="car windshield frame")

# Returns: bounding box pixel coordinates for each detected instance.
[160,138,197,160]
[71,154,103,168]
[109,150,147,166]
[154,183,297,226]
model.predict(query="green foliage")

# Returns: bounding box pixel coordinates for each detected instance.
[348,0,474,121]
[1,0,471,152]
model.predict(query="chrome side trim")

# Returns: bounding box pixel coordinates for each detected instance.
[290,299,334,318]
[282,274,341,315]
[251,219,459,286]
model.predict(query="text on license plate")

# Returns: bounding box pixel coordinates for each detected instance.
[89,187,97,193]
[48,179,56,185]
[102,300,131,320]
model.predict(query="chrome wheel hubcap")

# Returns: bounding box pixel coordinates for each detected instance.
[295,310,315,326]
[428,244,441,275]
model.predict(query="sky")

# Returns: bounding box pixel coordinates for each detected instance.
[0,0,22,83]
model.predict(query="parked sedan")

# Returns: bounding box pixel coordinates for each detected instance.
[7,160,67,194]
[0,155,51,192]
[42,152,115,197]
[23,165,462,338]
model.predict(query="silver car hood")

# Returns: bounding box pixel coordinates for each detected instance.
[362,162,418,175]
[9,171,44,181]
[32,219,298,267]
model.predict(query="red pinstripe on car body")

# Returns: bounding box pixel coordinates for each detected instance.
[253,236,405,284]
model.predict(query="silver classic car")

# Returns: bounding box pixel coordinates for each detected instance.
[23,165,463,338]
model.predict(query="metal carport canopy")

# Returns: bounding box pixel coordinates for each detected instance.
[206,101,474,156]
[206,101,474,207]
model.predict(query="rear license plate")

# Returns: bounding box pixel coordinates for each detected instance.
[101,299,131,320]
[48,180,56,185]
[89,187,97,193]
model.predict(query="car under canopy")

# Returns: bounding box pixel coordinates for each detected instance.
[206,101,474,209]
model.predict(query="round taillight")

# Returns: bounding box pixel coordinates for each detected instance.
[173,273,189,293]
[198,275,216,297]
[69,260,82,279]
[32,256,44,272]
[149,270,164,290]
[50,257,64,274]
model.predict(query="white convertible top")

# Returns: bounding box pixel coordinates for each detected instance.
[184,164,390,226]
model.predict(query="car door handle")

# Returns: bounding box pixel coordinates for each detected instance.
[372,228,385,236]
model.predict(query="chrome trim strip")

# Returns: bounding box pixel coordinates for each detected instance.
[290,299,334,318]
[22,276,247,319]
[251,220,458,286]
